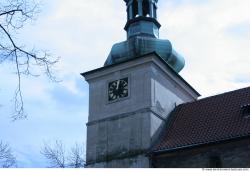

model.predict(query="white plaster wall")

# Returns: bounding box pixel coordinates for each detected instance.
[88,63,152,122]
[84,54,199,167]
[86,111,151,166]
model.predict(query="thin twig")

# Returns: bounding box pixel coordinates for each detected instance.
[0,1,59,120]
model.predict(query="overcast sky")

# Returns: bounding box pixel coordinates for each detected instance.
[0,0,250,168]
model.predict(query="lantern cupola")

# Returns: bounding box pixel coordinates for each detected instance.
[104,0,185,73]
[124,0,160,38]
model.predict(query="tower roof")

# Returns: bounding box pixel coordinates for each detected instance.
[104,0,186,73]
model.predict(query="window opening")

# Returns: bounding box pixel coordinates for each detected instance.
[142,0,150,17]
[132,0,138,18]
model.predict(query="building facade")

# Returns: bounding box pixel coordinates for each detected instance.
[82,0,250,168]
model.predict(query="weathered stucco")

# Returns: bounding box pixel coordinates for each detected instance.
[152,137,250,168]
[83,54,199,168]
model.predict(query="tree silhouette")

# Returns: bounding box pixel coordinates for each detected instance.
[41,141,85,168]
[0,141,17,168]
[0,0,59,120]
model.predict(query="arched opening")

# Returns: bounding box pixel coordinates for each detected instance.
[142,0,150,17]
[132,0,138,18]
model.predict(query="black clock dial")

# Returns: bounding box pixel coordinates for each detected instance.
[108,78,128,101]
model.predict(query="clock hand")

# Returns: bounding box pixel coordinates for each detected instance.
[116,80,120,90]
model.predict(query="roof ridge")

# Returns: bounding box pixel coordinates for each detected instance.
[179,86,250,107]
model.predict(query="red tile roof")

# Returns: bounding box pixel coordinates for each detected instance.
[153,87,250,152]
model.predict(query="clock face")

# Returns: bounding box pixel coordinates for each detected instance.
[108,77,129,102]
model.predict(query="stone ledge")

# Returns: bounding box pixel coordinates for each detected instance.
[86,107,166,126]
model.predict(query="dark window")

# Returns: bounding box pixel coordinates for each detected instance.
[241,105,250,118]
[142,0,150,17]
[132,0,138,18]
[209,155,222,168]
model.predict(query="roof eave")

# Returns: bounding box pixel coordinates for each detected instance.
[81,51,201,97]
[149,133,250,156]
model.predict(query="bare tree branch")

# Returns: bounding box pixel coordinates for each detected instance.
[68,143,85,168]
[0,9,23,16]
[0,0,60,120]
[0,141,17,168]
[41,141,85,168]
[41,141,66,168]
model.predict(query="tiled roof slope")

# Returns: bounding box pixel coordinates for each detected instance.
[153,87,250,152]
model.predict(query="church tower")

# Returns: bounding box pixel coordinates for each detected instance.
[82,0,200,168]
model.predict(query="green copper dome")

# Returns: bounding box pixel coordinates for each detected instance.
[104,0,185,73]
